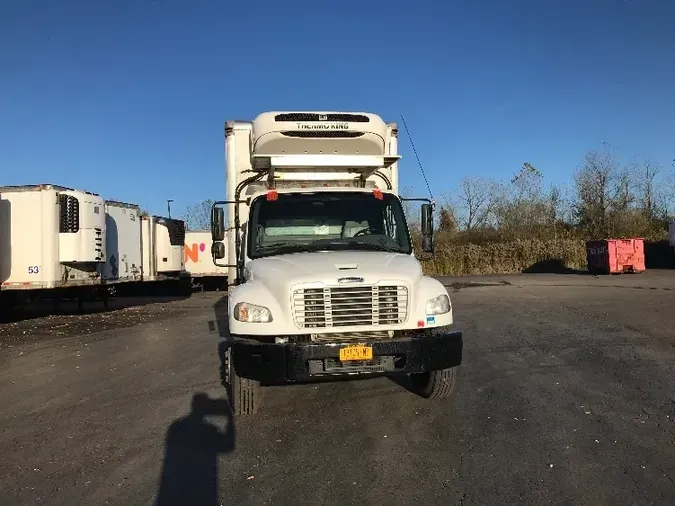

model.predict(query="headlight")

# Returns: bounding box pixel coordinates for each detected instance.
[233,302,273,323]
[425,294,451,315]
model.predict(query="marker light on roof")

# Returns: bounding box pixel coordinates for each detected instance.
[373,189,383,200]
[266,190,278,201]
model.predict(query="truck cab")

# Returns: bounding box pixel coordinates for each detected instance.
[211,111,463,415]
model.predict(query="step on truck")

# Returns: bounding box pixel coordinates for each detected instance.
[210,111,463,415]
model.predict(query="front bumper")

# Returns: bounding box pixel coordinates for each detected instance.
[230,328,463,383]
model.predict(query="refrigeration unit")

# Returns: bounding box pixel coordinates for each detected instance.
[0,184,106,305]
[141,215,191,290]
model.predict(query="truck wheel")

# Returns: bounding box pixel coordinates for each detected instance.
[410,367,458,399]
[225,348,261,415]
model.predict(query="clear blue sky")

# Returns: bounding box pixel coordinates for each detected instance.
[2,0,674,217]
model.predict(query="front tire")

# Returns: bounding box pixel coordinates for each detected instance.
[410,367,458,399]
[225,347,261,415]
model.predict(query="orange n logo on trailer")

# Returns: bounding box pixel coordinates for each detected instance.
[184,242,206,263]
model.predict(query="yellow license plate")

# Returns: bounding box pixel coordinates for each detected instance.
[339,345,373,361]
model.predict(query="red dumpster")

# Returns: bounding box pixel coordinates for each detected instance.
[586,238,646,274]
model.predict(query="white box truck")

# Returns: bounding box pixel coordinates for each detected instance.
[210,111,463,415]
[184,230,228,290]
[0,184,107,307]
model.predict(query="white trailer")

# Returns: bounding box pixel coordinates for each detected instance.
[184,230,228,290]
[140,215,191,292]
[0,184,107,307]
[210,111,463,415]
[103,201,142,285]
[101,204,190,295]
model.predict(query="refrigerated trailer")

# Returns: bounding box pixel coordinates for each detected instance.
[103,202,191,294]
[140,215,191,293]
[210,111,463,415]
[184,230,228,290]
[103,201,143,285]
[0,184,107,308]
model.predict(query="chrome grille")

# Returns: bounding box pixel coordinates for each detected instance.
[293,285,408,328]
[310,331,393,343]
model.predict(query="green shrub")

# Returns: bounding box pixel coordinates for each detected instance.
[420,238,588,276]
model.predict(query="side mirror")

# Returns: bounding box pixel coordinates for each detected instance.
[422,235,434,253]
[211,241,225,260]
[211,206,225,242]
[421,203,434,254]
[421,204,434,236]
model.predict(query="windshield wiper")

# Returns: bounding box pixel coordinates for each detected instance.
[345,242,403,253]
[255,240,404,256]
[312,240,403,253]
[255,242,321,255]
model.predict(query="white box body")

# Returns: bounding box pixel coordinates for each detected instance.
[0,184,105,291]
[103,201,142,283]
[184,230,228,278]
[141,216,187,281]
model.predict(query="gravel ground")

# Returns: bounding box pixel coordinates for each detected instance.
[1,274,675,505]
[0,295,210,349]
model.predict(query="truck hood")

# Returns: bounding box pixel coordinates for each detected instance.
[245,250,421,300]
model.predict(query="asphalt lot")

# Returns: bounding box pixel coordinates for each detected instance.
[1,272,675,505]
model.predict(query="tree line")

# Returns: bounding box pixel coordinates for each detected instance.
[180,143,675,244]
[421,143,675,243]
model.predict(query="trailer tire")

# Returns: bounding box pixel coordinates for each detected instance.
[410,367,458,399]
[226,348,261,415]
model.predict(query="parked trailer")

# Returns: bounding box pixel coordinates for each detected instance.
[0,184,107,310]
[140,215,191,294]
[103,201,143,286]
[184,230,228,290]
[102,202,191,297]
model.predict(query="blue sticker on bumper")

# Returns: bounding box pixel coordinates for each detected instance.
[426,316,435,324]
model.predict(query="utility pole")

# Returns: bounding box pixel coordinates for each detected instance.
[167,199,174,218]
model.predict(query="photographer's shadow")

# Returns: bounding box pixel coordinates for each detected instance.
[155,393,235,506]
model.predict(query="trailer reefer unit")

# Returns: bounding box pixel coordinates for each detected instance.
[141,215,190,287]
[0,184,105,298]
[103,201,142,284]
[210,111,463,415]
[184,230,228,289]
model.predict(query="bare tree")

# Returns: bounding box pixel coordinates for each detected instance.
[496,162,546,236]
[438,205,458,234]
[658,172,675,220]
[633,156,661,220]
[398,185,422,232]
[574,145,621,237]
[573,143,647,238]
[455,176,500,230]
[511,162,543,200]
[182,199,214,230]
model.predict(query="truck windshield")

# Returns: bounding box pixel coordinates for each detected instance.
[247,191,413,259]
